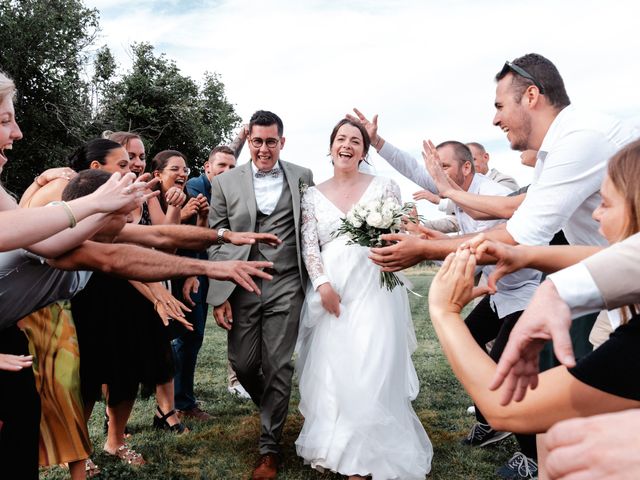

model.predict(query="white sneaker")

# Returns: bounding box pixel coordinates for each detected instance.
[466,405,476,415]
[227,383,251,400]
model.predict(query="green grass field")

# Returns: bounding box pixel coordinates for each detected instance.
[42,273,517,479]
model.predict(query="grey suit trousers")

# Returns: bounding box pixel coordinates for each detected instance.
[227,270,304,455]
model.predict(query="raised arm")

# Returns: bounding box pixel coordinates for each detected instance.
[346,108,439,192]
[428,249,640,433]
[422,139,524,220]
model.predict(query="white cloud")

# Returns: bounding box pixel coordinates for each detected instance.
[86,0,640,218]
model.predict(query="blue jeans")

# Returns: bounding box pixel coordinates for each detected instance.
[172,276,208,411]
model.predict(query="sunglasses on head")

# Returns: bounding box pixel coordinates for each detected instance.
[500,61,545,94]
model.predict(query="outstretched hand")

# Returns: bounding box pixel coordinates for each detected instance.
[207,260,274,295]
[412,189,441,205]
[422,140,458,197]
[0,353,33,372]
[488,279,575,405]
[369,233,427,271]
[90,172,159,213]
[458,233,526,292]
[429,249,491,316]
[225,231,282,247]
[346,108,380,147]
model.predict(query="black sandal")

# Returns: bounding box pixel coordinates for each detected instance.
[152,405,188,434]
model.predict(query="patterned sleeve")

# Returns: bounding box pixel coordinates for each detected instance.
[301,188,330,289]
[382,177,402,204]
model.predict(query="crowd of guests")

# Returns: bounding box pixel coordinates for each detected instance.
[2,50,640,480]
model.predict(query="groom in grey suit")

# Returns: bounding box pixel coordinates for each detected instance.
[207,110,313,479]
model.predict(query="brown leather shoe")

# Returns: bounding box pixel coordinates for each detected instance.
[252,453,280,480]
[177,405,213,421]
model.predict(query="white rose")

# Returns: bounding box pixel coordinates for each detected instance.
[366,200,380,213]
[380,212,394,228]
[347,211,363,228]
[366,211,383,228]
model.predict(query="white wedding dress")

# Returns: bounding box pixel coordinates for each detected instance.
[295,175,433,479]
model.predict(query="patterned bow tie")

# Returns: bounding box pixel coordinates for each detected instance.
[255,167,281,179]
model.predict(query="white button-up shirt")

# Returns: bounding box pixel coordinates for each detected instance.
[507,106,639,247]
[378,142,540,317]
[251,161,284,215]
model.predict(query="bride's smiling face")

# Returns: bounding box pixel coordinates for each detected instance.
[330,124,365,170]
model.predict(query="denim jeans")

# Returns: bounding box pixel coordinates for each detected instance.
[172,276,208,411]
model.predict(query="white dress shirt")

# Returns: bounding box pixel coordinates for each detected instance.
[507,106,639,247]
[548,263,604,318]
[251,161,284,215]
[378,142,540,317]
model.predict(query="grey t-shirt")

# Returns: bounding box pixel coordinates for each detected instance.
[0,249,91,330]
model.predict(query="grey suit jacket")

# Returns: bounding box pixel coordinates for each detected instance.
[584,231,640,309]
[206,160,314,307]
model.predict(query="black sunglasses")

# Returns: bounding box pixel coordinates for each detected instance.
[500,61,545,94]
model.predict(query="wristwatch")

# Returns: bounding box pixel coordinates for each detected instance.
[217,228,229,244]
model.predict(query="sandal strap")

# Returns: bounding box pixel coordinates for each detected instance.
[156,405,177,422]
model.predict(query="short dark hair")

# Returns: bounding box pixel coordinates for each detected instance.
[495,53,570,109]
[329,118,371,163]
[151,150,188,173]
[249,110,283,137]
[436,141,475,174]
[208,145,235,161]
[62,169,111,201]
[67,138,123,172]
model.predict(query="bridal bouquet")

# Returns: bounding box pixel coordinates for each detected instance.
[333,196,418,290]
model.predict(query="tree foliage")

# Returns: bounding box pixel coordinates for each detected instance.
[96,43,240,166]
[0,0,99,191]
[1,2,240,192]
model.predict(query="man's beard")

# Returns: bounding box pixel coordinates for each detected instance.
[510,111,533,152]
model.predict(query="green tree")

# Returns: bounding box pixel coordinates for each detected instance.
[0,0,99,191]
[97,43,240,166]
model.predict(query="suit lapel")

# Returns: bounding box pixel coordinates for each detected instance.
[240,162,257,227]
[281,160,301,230]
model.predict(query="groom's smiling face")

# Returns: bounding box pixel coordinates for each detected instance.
[248,124,285,171]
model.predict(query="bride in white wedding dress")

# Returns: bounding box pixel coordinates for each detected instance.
[295,119,433,480]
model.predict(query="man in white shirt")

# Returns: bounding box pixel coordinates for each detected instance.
[466,142,519,192]
[368,53,637,269]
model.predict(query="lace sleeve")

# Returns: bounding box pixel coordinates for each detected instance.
[301,188,330,289]
[382,177,403,204]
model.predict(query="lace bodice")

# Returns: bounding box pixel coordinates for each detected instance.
[301,175,402,288]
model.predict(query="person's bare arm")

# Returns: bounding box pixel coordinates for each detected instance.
[369,223,516,271]
[1,173,151,252]
[465,234,603,291]
[428,250,640,433]
[116,223,280,251]
[48,240,273,294]
[448,190,525,220]
[229,124,248,158]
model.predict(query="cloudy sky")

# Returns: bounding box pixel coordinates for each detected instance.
[85,0,640,217]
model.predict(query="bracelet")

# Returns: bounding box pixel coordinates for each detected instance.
[217,227,229,244]
[50,201,77,228]
[373,136,383,150]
